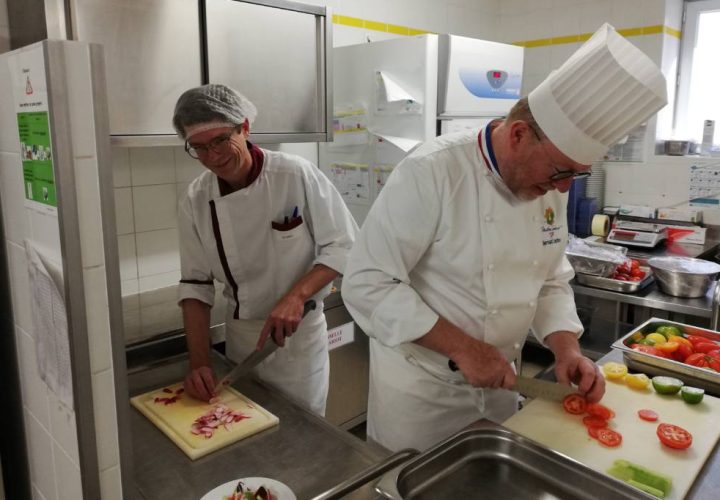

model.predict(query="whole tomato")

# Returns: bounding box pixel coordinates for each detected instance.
[685,352,720,371]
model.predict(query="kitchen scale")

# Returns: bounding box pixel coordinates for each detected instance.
[606,220,667,248]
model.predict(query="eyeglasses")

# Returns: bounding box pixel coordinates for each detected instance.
[185,129,236,159]
[528,125,591,181]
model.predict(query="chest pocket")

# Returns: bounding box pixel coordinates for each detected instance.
[271,217,315,291]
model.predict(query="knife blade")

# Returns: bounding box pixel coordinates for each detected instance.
[448,359,576,402]
[511,375,577,402]
[214,300,317,394]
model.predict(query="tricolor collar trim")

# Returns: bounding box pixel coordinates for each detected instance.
[479,124,502,180]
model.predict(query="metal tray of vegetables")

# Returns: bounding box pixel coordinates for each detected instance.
[611,318,720,395]
[575,265,653,293]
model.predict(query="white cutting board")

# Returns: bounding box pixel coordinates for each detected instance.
[504,376,720,500]
[131,382,278,460]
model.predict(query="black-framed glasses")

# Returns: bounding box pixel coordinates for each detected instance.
[184,129,236,159]
[528,124,592,181]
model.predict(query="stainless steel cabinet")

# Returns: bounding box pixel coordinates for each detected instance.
[206,0,332,142]
[72,0,202,136]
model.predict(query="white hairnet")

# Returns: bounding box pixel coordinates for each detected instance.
[172,84,258,139]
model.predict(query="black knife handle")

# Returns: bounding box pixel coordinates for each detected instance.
[448,359,458,371]
[303,299,317,317]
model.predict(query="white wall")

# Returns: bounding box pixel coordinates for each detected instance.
[1,42,122,499]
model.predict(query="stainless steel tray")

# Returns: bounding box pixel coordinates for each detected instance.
[374,426,653,499]
[575,266,654,293]
[611,318,720,395]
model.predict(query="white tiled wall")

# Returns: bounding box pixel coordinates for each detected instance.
[1,41,123,499]
[115,142,321,344]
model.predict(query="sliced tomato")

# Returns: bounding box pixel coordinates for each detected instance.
[563,394,587,415]
[631,344,670,358]
[583,415,609,428]
[586,403,615,420]
[686,352,720,371]
[596,428,622,447]
[588,426,602,439]
[638,409,659,422]
[657,423,693,450]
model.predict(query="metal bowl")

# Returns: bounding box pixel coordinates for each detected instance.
[648,256,720,298]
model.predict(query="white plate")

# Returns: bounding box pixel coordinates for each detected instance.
[200,477,296,500]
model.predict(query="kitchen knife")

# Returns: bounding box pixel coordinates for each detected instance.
[214,300,316,393]
[448,359,576,402]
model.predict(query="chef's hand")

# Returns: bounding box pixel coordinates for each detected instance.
[554,354,605,403]
[184,365,217,402]
[453,341,516,389]
[256,294,306,349]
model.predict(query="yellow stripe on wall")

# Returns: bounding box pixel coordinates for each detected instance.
[514,24,681,47]
[332,15,681,45]
[333,14,431,36]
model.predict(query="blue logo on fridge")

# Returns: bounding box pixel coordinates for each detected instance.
[458,68,521,99]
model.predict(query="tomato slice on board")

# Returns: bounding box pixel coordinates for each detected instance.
[562,394,587,415]
[657,423,693,450]
[586,403,615,420]
[638,409,659,422]
[583,415,609,428]
[587,426,602,439]
[596,428,622,447]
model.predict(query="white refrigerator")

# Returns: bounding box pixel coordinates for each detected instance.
[320,34,524,225]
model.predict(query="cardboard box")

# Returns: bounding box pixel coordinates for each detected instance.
[657,207,703,224]
[618,204,656,218]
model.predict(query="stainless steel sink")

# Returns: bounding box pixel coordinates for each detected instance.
[375,425,653,499]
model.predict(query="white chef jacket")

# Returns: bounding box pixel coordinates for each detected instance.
[341,127,583,451]
[178,148,358,415]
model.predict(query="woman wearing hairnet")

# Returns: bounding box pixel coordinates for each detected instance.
[173,84,357,415]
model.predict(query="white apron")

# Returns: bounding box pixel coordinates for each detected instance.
[225,311,329,416]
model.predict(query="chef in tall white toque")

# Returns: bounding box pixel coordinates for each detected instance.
[342,23,668,452]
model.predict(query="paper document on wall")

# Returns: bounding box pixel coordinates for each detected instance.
[331,104,369,147]
[371,131,421,154]
[375,71,422,114]
[329,162,371,205]
[690,163,720,207]
[25,240,73,409]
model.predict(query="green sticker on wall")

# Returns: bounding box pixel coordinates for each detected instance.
[17,111,56,207]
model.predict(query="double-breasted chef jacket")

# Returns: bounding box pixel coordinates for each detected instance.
[178,146,358,415]
[342,125,583,451]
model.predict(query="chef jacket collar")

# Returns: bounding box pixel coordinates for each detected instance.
[217,141,265,196]
[477,120,524,205]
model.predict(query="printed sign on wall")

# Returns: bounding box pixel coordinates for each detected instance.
[7,44,57,214]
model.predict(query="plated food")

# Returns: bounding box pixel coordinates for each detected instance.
[201,477,296,500]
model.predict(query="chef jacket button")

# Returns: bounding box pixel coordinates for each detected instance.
[528,301,535,308]
[532,260,539,266]
[488,263,495,271]
[490,309,498,315]
[484,215,493,222]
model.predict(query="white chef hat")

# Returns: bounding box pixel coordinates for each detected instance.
[528,23,667,164]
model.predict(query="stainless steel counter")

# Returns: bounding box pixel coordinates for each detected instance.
[571,280,715,318]
[128,352,390,500]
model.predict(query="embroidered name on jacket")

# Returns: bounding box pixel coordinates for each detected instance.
[541,207,562,246]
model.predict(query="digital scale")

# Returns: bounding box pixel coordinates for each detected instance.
[606,220,668,248]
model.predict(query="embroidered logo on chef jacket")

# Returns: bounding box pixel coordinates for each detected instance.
[541,207,562,246]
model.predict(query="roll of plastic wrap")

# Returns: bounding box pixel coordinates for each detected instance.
[591,214,610,236]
